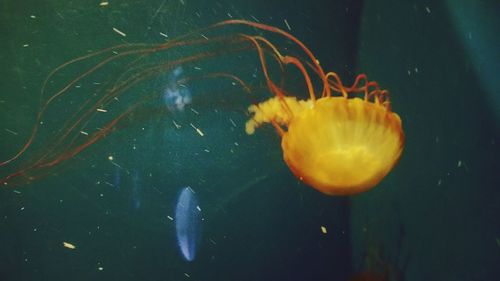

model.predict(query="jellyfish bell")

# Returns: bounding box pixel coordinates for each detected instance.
[246,84,404,196]
[160,66,192,112]
[175,187,202,262]
[284,97,403,195]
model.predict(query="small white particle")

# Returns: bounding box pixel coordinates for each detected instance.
[284,19,291,31]
[5,128,18,135]
[80,131,89,135]
[194,66,202,70]
[112,27,126,37]
[167,215,173,221]
[98,266,104,271]
[190,123,204,137]
[190,108,199,115]
[63,242,76,249]
[172,120,181,129]
[99,2,109,7]
[22,44,29,47]
[97,108,107,113]
[321,226,327,234]
[229,118,237,127]
[196,206,201,212]
[159,32,168,38]
[457,160,462,167]
[30,15,37,19]
[425,6,431,14]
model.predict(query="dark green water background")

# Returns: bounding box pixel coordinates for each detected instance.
[0,0,498,280]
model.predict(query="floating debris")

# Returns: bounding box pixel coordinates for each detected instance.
[190,123,204,137]
[63,242,76,249]
[284,19,292,31]
[172,120,181,129]
[112,27,126,37]
[5,128,18,135]
[229,118,237,127]
[321,226,327,234]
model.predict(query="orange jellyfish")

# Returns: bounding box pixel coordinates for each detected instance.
[1,20,404,195]
[236,21,405,195]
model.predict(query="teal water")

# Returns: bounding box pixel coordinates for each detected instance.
[1,1,498,281]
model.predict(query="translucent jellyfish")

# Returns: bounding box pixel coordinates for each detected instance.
[161,66,191,112]
[175,187,202,262]
[131,170,141,210]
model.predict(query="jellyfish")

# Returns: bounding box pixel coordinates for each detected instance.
[0,20,404,195]
[175,187,202,262]
[161,66,192,112]
[131,170,141,210]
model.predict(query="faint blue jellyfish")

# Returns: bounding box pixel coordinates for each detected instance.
[175,186,202,262]
[113,165,121,191]
[161,66,191,112]
[131,170,141,210]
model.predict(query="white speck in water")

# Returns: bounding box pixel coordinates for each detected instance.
[284,19,292,31]
[112,27,126,37]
